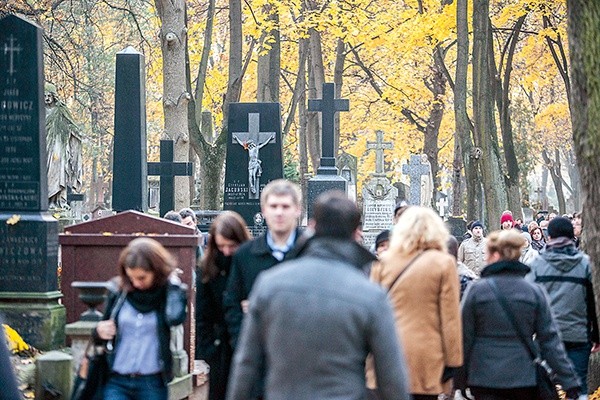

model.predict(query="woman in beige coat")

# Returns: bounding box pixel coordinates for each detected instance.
[367,206,462,400]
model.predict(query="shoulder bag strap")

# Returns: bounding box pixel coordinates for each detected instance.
[386,252,423,293]
[105,291,127,352]
[487,278,539,362]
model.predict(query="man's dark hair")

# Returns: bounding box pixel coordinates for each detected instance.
[312,191,361,240]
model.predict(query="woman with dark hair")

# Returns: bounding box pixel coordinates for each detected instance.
[459,230,579,400]
[196,211,250,400]
[95,237,187,400]
[529,225,546,252]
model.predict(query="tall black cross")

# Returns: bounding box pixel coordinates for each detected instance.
[66,187,85,206]
[148,140,194,217]
[308,83,349,175]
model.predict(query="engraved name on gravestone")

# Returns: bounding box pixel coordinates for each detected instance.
[224,103,283,236]
[361,131,397,248]
[0,14,59,294]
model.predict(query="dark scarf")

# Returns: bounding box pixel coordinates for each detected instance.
[127,285,166,313]
[480,259,530,277]
[215,252,232,275]
[531,239,545,251]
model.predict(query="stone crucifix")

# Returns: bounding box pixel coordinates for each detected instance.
[402,154,432,206]
[308,83,349,175]
[232,113,276,198]
[367,130,393,176]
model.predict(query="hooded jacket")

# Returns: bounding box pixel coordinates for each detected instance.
[526,237,599,344]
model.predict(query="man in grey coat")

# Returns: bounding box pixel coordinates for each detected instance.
[226,191,410,400]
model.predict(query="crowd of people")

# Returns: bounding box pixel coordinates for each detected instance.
[3,180,594,400]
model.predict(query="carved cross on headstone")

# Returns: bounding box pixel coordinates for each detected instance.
[308,83,349,175]
[3,35,21,76]
[367,130,393,176]
[66,187,85,206]
[148,140,194,217]
[231,113,276,199]
[436,196,448,217]
[402,154,431,206]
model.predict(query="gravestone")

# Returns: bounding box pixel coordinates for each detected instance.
[0,14,65,350]
[393,181,409,204]
[306,83,349,217]
[223,103,283,236]
[59,211,198,396]
[402,154,432,206]
[148,139,194,217]
[446,216,467,244]
[361,131,397,248]
[111,47,147,212]
[337,152,357,202]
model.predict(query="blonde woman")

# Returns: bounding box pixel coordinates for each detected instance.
[367,206,462,400]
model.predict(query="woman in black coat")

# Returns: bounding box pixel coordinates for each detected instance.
[459,229,580,400]
[196,211,250,400]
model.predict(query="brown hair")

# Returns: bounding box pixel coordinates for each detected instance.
[260,179,302,208]
[202,211,250,282]
[118,238,175,291]
[486,230,525,262]
[529,226,546,242]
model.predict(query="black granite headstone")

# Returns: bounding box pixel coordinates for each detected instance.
[148,140,194,217]
[0,14,64,350]
[223,103,282,236]
[112,47,147,212]
[306,83,349,218]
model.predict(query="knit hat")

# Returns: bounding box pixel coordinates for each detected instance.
[500,213,514,225]
[471,220,484,230]
[375,230,390,248]
[547,217,574,239]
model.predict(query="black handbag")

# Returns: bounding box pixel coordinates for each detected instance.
[487,279,559,400]
[71,291,127,400]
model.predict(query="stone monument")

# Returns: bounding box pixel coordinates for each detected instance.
[337,152,357,202]
[361,131,397,248]
[223,103,283,236]
[402,154,433,206]
[306,83,349,218]
[0,14,65,350]
[111,47,148,212]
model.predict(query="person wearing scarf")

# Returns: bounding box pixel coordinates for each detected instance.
[94,238,187,400]
[196,211,250,400]
[459,229,580,400]
[529,225,546,252]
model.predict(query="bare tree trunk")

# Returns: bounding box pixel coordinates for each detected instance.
[454,0,480,220]
[257,5,280,103]
[307,27,325,171]
[298,38,309,221]
[333,38,345,158]
[542,148,566,214]
[473,0,506,227]
[566,149,582,211]
[567,1,600,390]
[495,15,526,219]
[155,0,191,209]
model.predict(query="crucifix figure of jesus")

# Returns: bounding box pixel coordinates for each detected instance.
[232,113,276,198]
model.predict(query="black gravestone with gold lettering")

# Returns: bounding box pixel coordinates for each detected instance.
[0,14,65,350]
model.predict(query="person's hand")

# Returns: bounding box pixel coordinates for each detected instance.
[241,300,249,314]
[591,342,600,353]
[96,320,116,340]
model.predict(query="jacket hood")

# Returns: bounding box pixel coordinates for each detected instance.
[541,237,583,272]
[296,236,377,270]
[480,260,530,277]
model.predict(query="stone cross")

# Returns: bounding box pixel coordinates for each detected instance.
[308,83,349,175]
[367,130,393,175]
[232,113,276,198]
[148,140,194,217]
[436,196,448,217]
[402,154,431,206]
[4,35,21,76]
[66,187,84,206]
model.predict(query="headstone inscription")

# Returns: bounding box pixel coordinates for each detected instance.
[224,103,282,236]
[402,154,432,206]
[111,47,147,212]
[59,211,198,396]
[361,131,397,248]
[148,139,194,217]
[306,83,349,218]
[0,14,65,350]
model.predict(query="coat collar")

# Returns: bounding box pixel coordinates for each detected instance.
[296,236,377,270]
[250,228,303,257]
[480,259,530,278]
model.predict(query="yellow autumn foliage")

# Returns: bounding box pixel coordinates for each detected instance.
[3,324,30,354]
